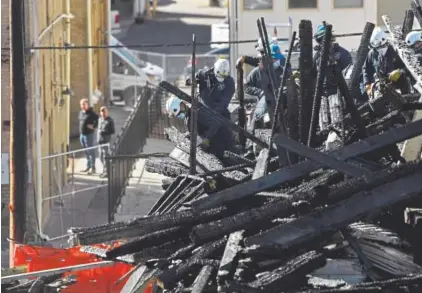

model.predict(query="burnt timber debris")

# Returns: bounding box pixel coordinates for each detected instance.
[7,5,422,293]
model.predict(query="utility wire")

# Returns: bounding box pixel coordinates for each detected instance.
[1,31,392,51]
[2,29,421,51]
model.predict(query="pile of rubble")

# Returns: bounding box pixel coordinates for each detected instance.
[65,12,422,293]
[5,6,422,293]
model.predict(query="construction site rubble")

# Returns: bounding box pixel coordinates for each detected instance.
[3,3,422,293]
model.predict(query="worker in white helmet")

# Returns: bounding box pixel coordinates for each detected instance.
[405,30,422,63]
[196,58,235,116]
[174,59,235,157]
[236,35,274,70]
[362,27,409,98]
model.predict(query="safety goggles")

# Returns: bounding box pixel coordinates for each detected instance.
[216,71,229,79]
[414,42,422,50]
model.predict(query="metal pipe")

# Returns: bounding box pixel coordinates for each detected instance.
[87,0,94,105]
[37,14,74,43]
[65,0,71,146]
[107,0,113,105]
[1,261,115,283]
[40,143,110,160]
[43,184,108,201]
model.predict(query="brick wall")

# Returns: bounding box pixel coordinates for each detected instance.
[69,0,108,137]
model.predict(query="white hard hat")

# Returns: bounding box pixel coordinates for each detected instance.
[214,58,230,82]
[256,38,264,52]
[405,31,422,47]
[165,96,182,117]
[255,35,272,52]
[370,27,388,48]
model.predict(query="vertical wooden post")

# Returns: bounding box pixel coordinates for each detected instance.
[10,0,28,267]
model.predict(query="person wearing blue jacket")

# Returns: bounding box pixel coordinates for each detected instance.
[244,43,289,129]
[313,24,353,131]
[362,27,409,98]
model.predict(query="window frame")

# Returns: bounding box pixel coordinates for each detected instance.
[332,0,364,9]
[287,0,318,10]
[242,0,274,11]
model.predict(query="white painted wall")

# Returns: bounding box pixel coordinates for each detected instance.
[236,0,378,56]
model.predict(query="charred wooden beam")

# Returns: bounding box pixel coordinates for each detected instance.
[274,133,371,176]
[356,239,422,276]
[105,227,188,258]
[157,238,227,290]
[308,24,332,147]
[252,149,269,179]
[245,169,422,248]
[348,222,411,248]
[248,250,326,292]
[220,281,264,293]
[133,240,192,263]
[191,265,215,293]
[298,19,314,145]
[190,119,422,212]
[151,176,194,215]
[169,146,206,173]
[340,228,381,281]
[168,129,249,183]
[75,206,230,245]
[191,161,421,243]
[217,231,244,290]
[293,274,422,292]
[80,245,135,263]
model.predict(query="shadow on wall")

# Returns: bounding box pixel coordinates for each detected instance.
[112,0,178,18]
[120,18,214,54]
[157,0,177,7]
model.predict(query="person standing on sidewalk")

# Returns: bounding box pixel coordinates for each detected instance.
[79,98,99,174]
[97,106,115,178]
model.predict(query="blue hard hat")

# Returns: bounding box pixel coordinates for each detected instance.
[314,24,326,39]
[270,44,284,60]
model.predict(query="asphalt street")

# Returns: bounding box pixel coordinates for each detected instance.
[117,0,227,54]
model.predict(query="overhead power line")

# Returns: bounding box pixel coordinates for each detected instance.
[4,29,417,51]
[1,32,372,51]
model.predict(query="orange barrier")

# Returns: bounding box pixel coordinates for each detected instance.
[13,243,133,293]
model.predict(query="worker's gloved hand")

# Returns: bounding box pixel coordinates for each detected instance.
[200,138,210,150]
[258,90,265,100]
[365,83,373,97]
[183,132,190,140]
[292,70,300,79]
[236,56,245,69]
[388,69,402,82]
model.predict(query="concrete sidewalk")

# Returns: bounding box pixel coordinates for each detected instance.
[42,105,174,247]
[114,138,174,222]
[42,105,138,245]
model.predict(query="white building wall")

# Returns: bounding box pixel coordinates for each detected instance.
[237,0,378,56]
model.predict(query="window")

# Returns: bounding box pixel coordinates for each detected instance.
[333,0,363,8]
[243,0,273,10]
[288,0,317,9]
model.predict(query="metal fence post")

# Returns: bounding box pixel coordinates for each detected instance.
[107,156,112,223]
[189,34,198,175]
[162,53,167,82]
